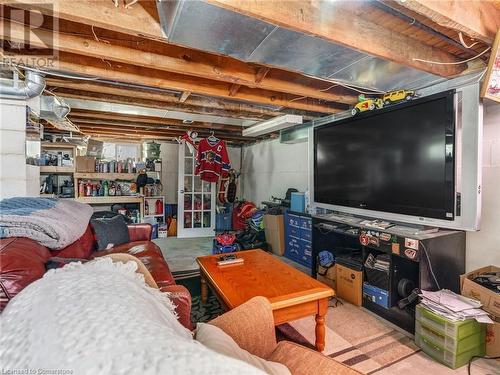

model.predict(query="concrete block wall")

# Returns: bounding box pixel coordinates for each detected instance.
[0,99,40,198]
[466,103,500,270]
[241,139,308,205]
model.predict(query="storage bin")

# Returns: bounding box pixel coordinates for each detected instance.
[414,304,486,369]
[415,321,485,354]
[416,304,485,340]
[415,332,485,369]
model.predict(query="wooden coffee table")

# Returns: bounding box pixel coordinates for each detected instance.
[196,249,334,351]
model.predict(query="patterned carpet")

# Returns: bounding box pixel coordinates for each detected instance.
[283,303,420,374]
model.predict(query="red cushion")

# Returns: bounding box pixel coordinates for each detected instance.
[51,225,95,259]
[0,238,51,311]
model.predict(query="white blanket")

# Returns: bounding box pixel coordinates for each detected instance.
[0,258,266,375]
[0,197,94,249]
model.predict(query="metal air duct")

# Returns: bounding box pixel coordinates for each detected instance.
[40,95,71,120]
[0,70,45,99]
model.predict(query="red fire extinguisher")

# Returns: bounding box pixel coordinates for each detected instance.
[155,199,163,215]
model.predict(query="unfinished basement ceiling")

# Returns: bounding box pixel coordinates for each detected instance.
[62,98,257,127]
[157,0,446,93]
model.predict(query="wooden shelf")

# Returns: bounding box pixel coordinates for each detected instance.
[40,166,75,173]
[41,142,77,150]
[74,172,136,180]
[75,196,143,204]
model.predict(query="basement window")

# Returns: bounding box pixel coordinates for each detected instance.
[102,143,140,161]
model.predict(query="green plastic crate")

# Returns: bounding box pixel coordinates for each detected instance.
[415,333,485,369]
[415,320,485,354]
[416,304,484,340]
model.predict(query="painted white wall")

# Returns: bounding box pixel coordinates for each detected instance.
[0,98,40,198]
[159,141,241,204]
[241,139,308,205]
[466,103,500,270]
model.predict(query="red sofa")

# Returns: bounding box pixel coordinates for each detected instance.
[0,223,192,329]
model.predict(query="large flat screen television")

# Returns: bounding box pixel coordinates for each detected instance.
[314,90,456,221]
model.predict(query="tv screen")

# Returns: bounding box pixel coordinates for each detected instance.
[314,91,455,220]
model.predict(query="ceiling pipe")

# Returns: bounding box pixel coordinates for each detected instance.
[0,70,46,100]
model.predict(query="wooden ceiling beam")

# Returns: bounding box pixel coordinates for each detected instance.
[204,0,467,77]
[1,0,164,40]
[47,79,319,119]
[1,18,357,104]
[36,52,342,114]
[393,0,500,44]
[68,111,242,132]
[77,124,252,142]
[48,85,278,121]
[71,118,242,135]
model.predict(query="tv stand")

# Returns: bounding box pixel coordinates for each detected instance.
[311,213,465,333]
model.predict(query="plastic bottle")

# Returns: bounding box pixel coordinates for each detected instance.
[103,180,109,196]
[78,180,85,197]
[156,199,163,215]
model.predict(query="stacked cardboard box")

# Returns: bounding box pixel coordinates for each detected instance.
[460,266,500,357]
[263,214,285,256]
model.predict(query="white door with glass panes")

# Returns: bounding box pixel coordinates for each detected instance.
[177,143,216,238]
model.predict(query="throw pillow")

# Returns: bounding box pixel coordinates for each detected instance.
[195,323,291,375]
[90,215,130,251]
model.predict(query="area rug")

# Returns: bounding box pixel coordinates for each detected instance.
[175,275,225,325]
[284,302,421,375]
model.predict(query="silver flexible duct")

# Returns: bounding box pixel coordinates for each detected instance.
[0,70,45,99]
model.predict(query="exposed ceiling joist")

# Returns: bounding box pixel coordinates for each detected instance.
[393,0,500,44]
[1,16,357,104]
[71,119,240,134]
[37,52,343,113]
[57,91,271,121]
[68,111,242,131]
[1,0,164,40]
[62,97,254,127]
[76,125,251,142]
[46,79,318,119]
[204,0,467,77]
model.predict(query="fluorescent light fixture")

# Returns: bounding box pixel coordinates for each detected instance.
[242,114,302,137]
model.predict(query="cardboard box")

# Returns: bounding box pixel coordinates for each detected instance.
[76,156,96,172]
[460,265,500,318]
[317,264,337,291]
[336,264,362,306]
[264,214,285,256]
[486,318,500,357]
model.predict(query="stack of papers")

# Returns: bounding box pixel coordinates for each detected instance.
[419,289,493,324]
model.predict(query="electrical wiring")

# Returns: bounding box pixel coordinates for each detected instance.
[468,355,500,375]
[303,73,386,95]
[413,46,491,65]
[420,241,440,290]
[458,32,480,49]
